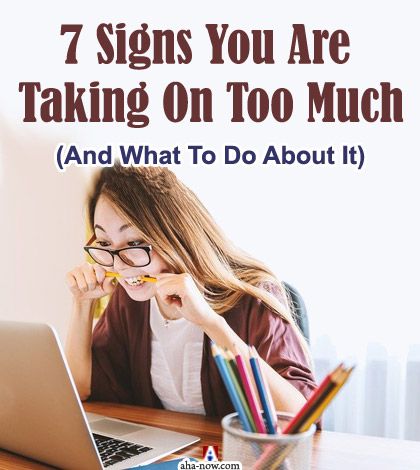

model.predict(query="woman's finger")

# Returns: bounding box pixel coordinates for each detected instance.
[81,263,99,291]
[156,278,182,297]
[156,273,194,294]
[72,269,89,293]
[102,276,116,295]
[65,271,79,294]
[92,263,107,284]
[154,272,173,281]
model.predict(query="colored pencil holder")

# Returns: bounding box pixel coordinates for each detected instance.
[221,412,315,470]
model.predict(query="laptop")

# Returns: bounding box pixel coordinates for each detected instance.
[0,321,200,469]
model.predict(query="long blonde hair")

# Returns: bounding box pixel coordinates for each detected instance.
[87,165,311,359]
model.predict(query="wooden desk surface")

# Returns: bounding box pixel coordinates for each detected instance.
[1,402,419,469]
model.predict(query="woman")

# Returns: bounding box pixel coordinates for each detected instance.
[65,165,316,417]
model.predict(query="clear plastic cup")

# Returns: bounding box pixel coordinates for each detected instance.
[221,412,315,470]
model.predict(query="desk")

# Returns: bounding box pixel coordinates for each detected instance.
[0,402,420,469]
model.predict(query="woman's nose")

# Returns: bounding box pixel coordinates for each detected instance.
[113,254,128,272]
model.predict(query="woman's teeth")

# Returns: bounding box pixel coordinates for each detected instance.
[125,276,144,286]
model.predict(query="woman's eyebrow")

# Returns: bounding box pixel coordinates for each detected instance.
[93,223,133,233]
[94,224,106,232]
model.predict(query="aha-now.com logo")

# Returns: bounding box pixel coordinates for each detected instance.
[177,446,242,470]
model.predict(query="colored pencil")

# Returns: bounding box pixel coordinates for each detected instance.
[105,272,157,282]
[223,350,257,432]
[225,349,244,390]
[211,344,354,470]
[298,366,355,433]
[282,363,352,434]
[249,346,278,434]
[281,362,343,434]
[251,347,278,432]
[254,364,355,470]
[232,345,266,434]
[211,344,253,432]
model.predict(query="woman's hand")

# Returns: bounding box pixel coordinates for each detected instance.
[66,262,116,302]
[155,273,218,327]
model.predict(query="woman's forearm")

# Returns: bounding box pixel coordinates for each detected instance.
[65,298,95,401]
[202,314,306,414]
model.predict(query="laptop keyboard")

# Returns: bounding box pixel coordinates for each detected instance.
[93,433,153,467]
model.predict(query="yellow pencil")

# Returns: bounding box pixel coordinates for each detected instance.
[105,272,157,283]
[298,366,355,432]
[265,366,354,470]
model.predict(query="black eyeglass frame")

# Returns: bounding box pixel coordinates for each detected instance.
[84,234,153,268]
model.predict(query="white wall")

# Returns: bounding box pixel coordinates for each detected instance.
[0,121,88,339]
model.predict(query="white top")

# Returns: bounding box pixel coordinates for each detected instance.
[149,297,206,415]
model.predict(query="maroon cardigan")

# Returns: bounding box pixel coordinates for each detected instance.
[90,284,317,417]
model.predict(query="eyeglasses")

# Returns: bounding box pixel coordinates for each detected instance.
[84,234,152,268]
